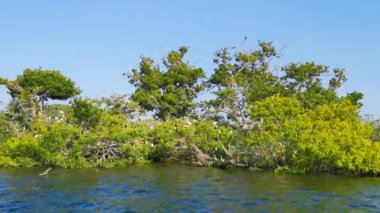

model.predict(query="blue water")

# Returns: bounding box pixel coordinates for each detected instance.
[0,164,379,212]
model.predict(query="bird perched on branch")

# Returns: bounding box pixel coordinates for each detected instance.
[242,35,248,46]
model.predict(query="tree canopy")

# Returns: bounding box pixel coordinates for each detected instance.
[4,69,80,100]
[128,46,205,120]
[0,68,80,119]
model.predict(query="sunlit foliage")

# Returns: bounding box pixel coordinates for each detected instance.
[0,43,378,176]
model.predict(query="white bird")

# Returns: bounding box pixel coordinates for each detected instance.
[184,117,192,126]
[39,167,52,176]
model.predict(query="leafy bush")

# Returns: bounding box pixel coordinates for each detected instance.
[248,95,303,168]
[5,134,42,161]
[293,99,380,174]
[38,123,80,154]
[247,96,380,174]
[0,156,17,167]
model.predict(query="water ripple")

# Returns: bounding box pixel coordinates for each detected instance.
[0,165,379,212]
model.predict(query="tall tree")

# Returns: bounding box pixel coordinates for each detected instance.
[128,46,205,120]
[206,41,283,129]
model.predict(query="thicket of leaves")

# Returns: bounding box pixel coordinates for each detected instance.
[0,42,379,176]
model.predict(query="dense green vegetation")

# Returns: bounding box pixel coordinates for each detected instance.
[0,43,379,175]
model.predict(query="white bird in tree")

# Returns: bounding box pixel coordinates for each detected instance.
[39,167,52,176]
[184,117,192,126]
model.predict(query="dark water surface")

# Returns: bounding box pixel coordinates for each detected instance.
[0,164,379,212]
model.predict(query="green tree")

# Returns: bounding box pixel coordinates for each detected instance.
[128,46,205,120]
[206,41,283,129]
[1,69,80,119]
[346,91,364,107]
[280,62,362,108]
[71,98,103,130]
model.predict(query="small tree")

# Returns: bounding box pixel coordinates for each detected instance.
[1,69,80,119]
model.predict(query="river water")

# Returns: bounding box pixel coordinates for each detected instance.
[0,164,379,212]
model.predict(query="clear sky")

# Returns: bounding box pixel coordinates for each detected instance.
[0,1,379,117]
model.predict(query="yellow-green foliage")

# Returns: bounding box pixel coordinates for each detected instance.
[5,134,41,160]
[0,156,18,167]
[247,96,380,174]
[38,122,80,154]
[148,118,235,161]
[294,99,380,174]
[192,120,235,155]
[1,99,378,174]
[121,142,150,164]
[248,95,303,168]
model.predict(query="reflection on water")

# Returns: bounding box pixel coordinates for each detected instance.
[0,164,379,212]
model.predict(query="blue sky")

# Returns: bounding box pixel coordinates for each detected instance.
[0,1,379,117]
